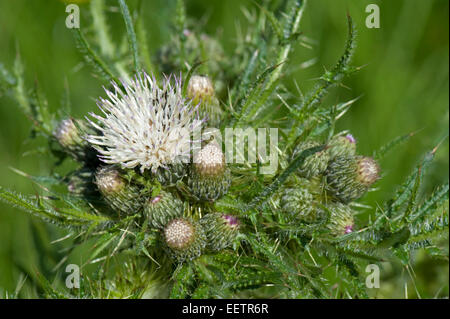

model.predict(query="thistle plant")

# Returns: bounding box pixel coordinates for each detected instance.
[0,0,448,299]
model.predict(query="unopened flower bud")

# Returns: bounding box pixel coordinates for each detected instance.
[200,213,240,251]
[293,140,330,179]
[95,166,144,214]
[188,141,231,201]
[54,118,82,148]
[356,156,380,186]
[53,118,97,164]
[325,202,355,236]
[66,168,97,198]
[327,133,357,159]
[144,190,184,229]
[187,75,215,104]
[281,178,323,223]
[163,218,206,262]
[326,155,381,203]
[187,75,222,127]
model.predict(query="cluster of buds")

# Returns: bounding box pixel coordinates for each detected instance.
[280,132,380,236]
[53,74,241,264]
[161,212,240,262]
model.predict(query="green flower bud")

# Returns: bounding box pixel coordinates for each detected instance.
[292,141,330,179]
[66,168,98,198]
[327,133,357,159]
[95,166,144,214]
[154,162,188,186]
[325,202,355,236]
[144,190,184,229]
[200,212,240,251]
[163,218,207,262]
[53,118,97,164]
[187,75,223,127]
[281,187,322,223]
[187,75,215,104]
[188,141,231,201]
[326,156,381,203]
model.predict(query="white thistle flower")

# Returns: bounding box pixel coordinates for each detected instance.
[86,73,203,173]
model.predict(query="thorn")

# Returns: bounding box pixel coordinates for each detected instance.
[431,134,448,155]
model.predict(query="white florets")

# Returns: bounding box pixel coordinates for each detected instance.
[193,141,225,176]
[195,142,223,166]
[86,72,203,173]
[164,218,195,250]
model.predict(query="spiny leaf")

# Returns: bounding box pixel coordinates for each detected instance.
[373,131,416,161]
[408,212,448,248]
[170,264,194,299]
[410,182,449,223]
[257,4,284,43]
[90,0,115,58]
[377,227,411,249]
[285,15,356,149]
[234,61,284,125]
[387,148,436,219]
[118,0,140,73]
[283,0,305,39]
[300,14,356,113]
[72,28,119,83]
[0,187,109,227]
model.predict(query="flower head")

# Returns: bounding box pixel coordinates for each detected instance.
[356,156,381,185]
[87,72,203,173]
[187,75,215,104]
[165,218,195,250]
[193,140,225,176]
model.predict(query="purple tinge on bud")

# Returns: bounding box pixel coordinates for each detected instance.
[223,214,239,228]
[345,134,356,144]
[151,195,162,204]
[344,225,354,234]
[357,157,381,186]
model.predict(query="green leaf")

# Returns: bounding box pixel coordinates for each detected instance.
[377,227,411,249]
[90,0,115,58]
[373,131,416,161]
[118,0,140,73]
[410,182,449,222]
[0,187,110,227]
[182,60,204,96]
[72,28,119,83]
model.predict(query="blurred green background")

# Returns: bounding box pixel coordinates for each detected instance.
[0,0,448,298]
